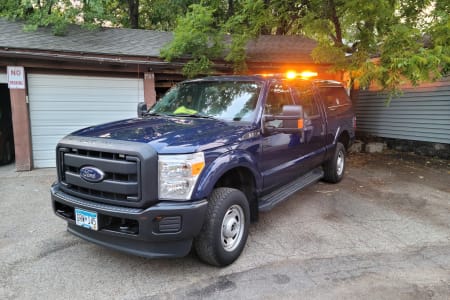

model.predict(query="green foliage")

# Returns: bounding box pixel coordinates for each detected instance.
[160,4,224,77]
[296,0,449,93]
[0,0,195,34]
[162,0,275,76]
[163,0,449,91]
[0,0,117,35]
[223,0,274,72]
[139,0,196,31]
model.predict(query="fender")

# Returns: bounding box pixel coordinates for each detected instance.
[192,149,263,200]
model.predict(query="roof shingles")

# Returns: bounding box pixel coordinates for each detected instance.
[0,19,317,63]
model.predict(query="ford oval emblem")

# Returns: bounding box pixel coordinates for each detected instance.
[80,166,105,183]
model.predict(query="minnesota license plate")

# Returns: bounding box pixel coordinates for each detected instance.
[75,208,98,231]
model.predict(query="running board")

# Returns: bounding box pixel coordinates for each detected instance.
[258,168,324,212]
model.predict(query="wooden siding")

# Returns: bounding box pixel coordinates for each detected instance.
[354,78,450,144]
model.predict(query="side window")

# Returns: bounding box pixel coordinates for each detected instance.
[319,86,351,113]
[265,83,294,115]
[265,82,294,128]
[292,85,319,118]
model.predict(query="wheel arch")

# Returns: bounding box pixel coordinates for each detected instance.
[213,167,259,222]
[337,130,350,150]
[194,150,261,222]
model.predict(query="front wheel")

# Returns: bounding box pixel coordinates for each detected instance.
[194,187,250,267]
[323,142,346,183]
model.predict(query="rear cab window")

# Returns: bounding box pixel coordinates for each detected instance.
[317,85,352,115]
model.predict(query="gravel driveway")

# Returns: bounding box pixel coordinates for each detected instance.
[0,152,449,299]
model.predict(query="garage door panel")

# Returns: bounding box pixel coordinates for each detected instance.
[31,113,135,120]
[30,156,54,168]
[31,111,134,120]
[31,126,90,136]
[31,91,143,101]
[31,102,140,111]
[31,141,58,151]
[28,74,144,168]
[29,74,141,86]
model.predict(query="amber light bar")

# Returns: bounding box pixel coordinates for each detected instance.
[258,71,319,79]
[286,70,318,79]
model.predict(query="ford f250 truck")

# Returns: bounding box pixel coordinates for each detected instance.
[51,73,355,266]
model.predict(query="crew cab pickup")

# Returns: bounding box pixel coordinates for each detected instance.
[51,74,355,266]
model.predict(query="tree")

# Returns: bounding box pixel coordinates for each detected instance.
[0,0,197,33]
[0,0,118,35]
[161,0,450,93]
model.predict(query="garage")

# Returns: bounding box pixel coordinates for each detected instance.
[28,74,144,168]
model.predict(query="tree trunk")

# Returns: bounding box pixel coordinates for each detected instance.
[128,0,139,29]
[328,0,343,47]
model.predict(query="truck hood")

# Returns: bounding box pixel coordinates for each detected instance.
[71,116,253,153]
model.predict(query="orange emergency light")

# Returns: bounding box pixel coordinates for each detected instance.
[286,71,297,79]
[285,70,318,79]
[298,71,318,78]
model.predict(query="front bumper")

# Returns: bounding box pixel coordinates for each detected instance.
[51,183,208,258]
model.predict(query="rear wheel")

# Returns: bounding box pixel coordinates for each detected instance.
[194,187,250,267]
[323,142,346,183]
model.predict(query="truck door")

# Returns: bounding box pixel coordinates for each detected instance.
[291,82,327,168]
[261,81,305,191]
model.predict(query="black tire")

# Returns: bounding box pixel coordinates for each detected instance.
[323,142,346,183]
[194,187,250,267]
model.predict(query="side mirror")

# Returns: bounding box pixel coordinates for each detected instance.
[137,102,147,117]
[281,105,303,130]
[263,105,304,134]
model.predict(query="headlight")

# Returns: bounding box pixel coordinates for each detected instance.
[158,152,205,200]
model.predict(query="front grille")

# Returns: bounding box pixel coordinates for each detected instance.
[58,147,140,204]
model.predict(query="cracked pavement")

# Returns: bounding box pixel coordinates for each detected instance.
[0,152,449,299]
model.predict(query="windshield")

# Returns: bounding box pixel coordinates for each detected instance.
[149,81,262,122]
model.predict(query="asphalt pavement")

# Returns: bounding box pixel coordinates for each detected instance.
[0,152,449,299]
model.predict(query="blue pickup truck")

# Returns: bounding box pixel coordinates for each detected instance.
[51,73,355,266]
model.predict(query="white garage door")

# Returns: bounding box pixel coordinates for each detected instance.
[28,74,144,168]
[0,72,7,83]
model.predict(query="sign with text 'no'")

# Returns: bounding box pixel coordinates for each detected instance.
[7,66,26,89]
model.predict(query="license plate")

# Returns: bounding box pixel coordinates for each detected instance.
[75,208,98,231]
